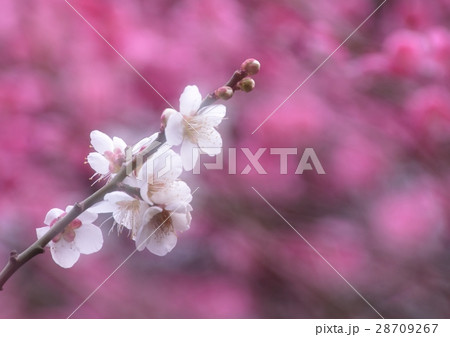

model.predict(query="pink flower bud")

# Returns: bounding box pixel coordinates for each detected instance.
[215,86,234,100]
[237,77,255,92]
[241,58,261,75]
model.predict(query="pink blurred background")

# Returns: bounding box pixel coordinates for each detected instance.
[1,0,450,318]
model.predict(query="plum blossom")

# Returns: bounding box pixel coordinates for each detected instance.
[91,191,149,239]
[164,85,226,171]
[36,206,103,268]
[86,130,127,179]
[139,149,183,204]
[137,176,193,256]
[135,205,192,256]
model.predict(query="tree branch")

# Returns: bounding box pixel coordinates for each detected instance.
[0,132,166,290]
[199,58,259,109]
[199,70,248,109]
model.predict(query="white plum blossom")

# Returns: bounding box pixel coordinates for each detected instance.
[139,149,183,205]
[164,85,226,171]
[87,130,127,179]
[135,205,192,256]
[146,179,192,210]
[137,176,193,256]
[90,191,149,239]
[36,206,103,268]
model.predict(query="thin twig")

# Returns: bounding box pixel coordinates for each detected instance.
[199,70,249,109]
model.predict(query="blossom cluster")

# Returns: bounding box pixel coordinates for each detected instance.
[36,85,226,268]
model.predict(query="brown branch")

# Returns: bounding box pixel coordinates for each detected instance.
[199,71,247,109]
[0,132,166,290]
[199,58,260,109]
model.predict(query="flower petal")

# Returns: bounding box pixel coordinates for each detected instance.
[123,176,144,188]
[152,180,192,208]
[132,132,159,154]
[44,208,64,226]
[197,128,222,155]
[89,200,115,214]
[180,140,199,171]
[199,104,226,127]
[87,152,110,175]
[112,136,127,152]
[140,183,153,205]
[179,85,202,116]
[90,130,114,154]
[77,210,98,224]
[145,149,183,184]
[171,212,191,232]
[135,207,162,250]
[165,113,184,146]
[50,240,80,268]
[145,231,178,256]
[135,220,154,251]
[142,206,163,222]
[36,226,50,240]
[105,191,136,204]
[74,223,103,255]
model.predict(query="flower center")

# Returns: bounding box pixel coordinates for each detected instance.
[51,214,82,243]
[150,210,173,238]
[104,148,125,173]
[183,116,201,143]
[146,181,166,200]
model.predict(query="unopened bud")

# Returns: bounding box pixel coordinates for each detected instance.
[237,77,255,92]
[241,58,261,75]
[215,86,234,100]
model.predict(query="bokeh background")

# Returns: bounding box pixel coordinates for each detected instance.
[1,0,450,318]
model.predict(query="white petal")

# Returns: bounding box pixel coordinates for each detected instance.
[112,136,127,152]
[198,104,226,127]
[166,203,193,213]
[132,132,159,154]
[132,137,150,154]
[90,130,114,154]
[87,152,110,175]
[165,113,184,146]
[44,208,64,226]
[179,85,202,116]
[123,176,144,188]
[142,206,163,222]
[50,240,80,268]
[171,212,191,232]
[105,191,136,204]
[135,207,162,251]
[135,220,154,251]
[180,140,199,171]
[74,223,103,254]
[148,149,183,183]
[152,180,192,207]
[140,183,153,205]
[77,210,98,224]
[197,128,222,155]
[145,231,178,256]
[36,226,50,240]
[88,200,115,214]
